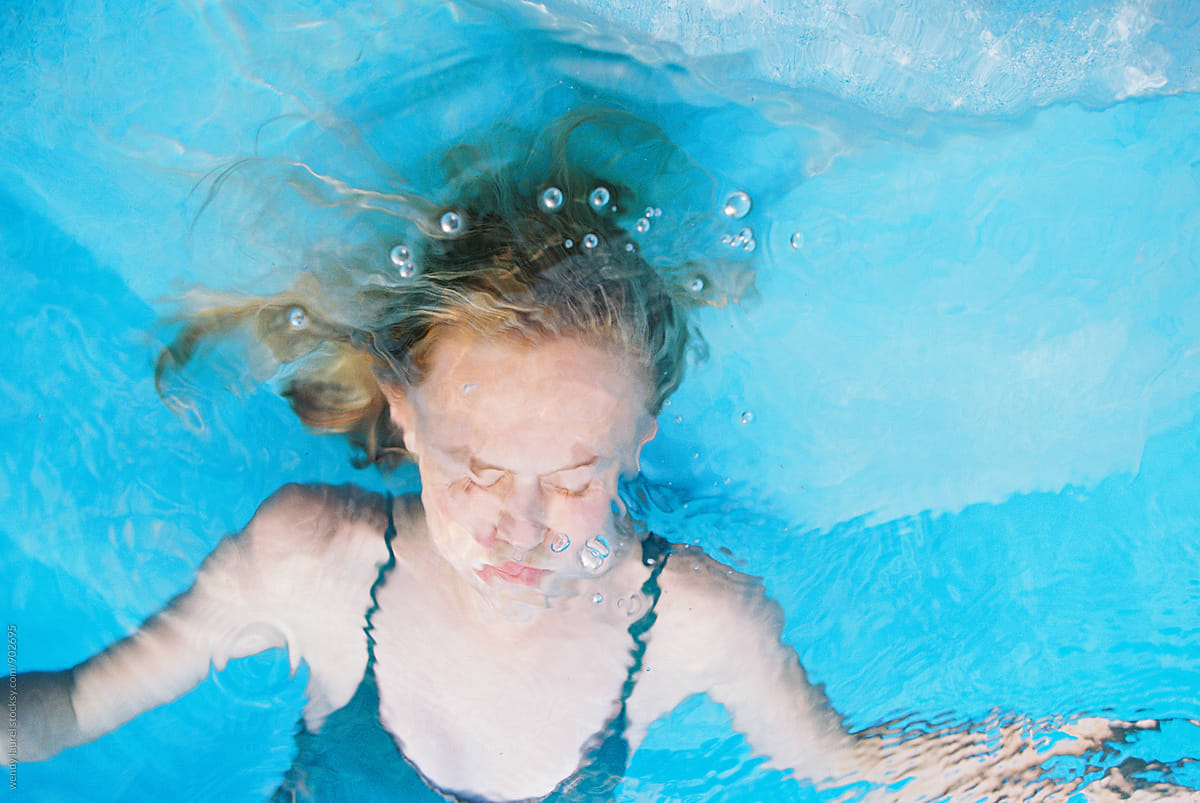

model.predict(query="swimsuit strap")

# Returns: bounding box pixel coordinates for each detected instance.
[271,492,407,803]
[546,532,673,802]
[364,492,399,666]
[279,504,669,803]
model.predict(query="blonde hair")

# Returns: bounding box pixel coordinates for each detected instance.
[157,111,751,471]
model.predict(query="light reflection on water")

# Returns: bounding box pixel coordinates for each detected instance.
[2,0,1199,799]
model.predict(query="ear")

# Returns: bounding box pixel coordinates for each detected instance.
[380,383,421,455]
[631,416,659,471]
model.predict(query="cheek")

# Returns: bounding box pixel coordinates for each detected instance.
[424,481,504,539]
[544,495,613,536]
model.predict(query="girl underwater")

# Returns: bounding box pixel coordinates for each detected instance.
[8,111,1189,802]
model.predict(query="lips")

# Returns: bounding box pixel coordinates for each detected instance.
[477,561,551,587]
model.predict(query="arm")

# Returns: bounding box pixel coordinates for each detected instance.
[632,546,1176,801]
[629,546,851,777]
[11,483,391,764]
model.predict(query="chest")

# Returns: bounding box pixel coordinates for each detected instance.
[370,567,640,801]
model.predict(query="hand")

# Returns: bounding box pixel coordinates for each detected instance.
[6,670,83,765]
[1085,757,1200,802]
[847,713,1175,803]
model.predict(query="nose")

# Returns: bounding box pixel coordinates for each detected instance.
[497,477,549,551]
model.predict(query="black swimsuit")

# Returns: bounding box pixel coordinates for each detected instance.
[272,498,672,803]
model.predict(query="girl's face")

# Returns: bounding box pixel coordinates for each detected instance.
[388,327,658,600]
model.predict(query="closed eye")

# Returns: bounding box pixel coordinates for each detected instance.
[542,479,592,497]
[448,471,506,494]
[469,469,507,489]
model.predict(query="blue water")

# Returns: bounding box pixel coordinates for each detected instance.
[2,0,1199,800]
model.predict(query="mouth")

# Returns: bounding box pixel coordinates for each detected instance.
[477,561,552,587]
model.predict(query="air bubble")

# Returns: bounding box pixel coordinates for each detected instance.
[578,532,609,568]
[550,532,570,553]
[287,307,308,329]
[740,411,755,424]
[440,210,464,234]
[589,187,611,208]
[635,217,651,233]
[653,208,662,217]
[624,243,635,252]
[674,415,683,424]
[689,277,705,293]
[582,233,599,249]
[742,238,757,253]
[721,234,734,246]
[579,544,604,571]
[723,191,752,219]
[462,383,477,394]
[592,593,603,604]
[541,186,564,211]
[564,239,574,248]
[790,231,805,249]
[579,535,610,571]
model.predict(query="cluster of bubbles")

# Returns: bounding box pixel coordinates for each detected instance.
[721,227,757,252]
[378,185,777,288]
[382,208,468,281]
[636,206,663,237]
[710,190,755,252]
[540,184,641,256]
[389,243,417,278]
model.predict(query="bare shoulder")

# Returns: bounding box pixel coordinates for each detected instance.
[253,482,390,532]
[626,540,797,742]
[233,483,394,566]
[656,542,783,629]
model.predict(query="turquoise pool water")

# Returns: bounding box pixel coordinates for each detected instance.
[2,0,1198,800]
